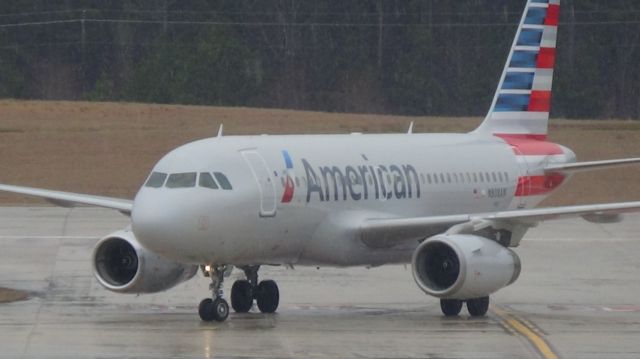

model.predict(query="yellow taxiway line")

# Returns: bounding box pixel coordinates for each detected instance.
[492,305,559,359]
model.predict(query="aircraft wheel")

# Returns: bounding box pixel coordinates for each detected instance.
[211,298,229,322]
[440,299,463,316]
[199,298,214,321]
[231,280,253,313]
[199,297,229,322]
[256,280,279,313]
[467,296,490,317]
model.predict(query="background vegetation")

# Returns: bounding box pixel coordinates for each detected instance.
[0,0,639,118]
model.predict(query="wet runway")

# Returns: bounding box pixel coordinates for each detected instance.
[0,207,639,358]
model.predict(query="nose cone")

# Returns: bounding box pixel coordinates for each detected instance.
[131,189,188,260]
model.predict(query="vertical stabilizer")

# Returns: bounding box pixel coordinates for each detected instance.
[475,0,560,140]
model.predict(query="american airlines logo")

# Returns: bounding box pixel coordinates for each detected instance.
[281,150,295,203]
[281,150,421,203]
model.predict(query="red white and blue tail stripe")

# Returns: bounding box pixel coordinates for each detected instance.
[476,0,560,139]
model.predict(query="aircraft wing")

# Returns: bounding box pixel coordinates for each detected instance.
[545,158,640,173]
[360,201,640,248]
[0,184,133,215]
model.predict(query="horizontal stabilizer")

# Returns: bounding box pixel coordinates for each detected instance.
[544,158,640,173]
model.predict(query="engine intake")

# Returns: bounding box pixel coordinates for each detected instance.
[92,229,198,294]
[412,234,521,299]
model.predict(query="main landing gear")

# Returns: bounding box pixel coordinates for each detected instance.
[440,296,490,317]
[230,265,279,314]
[198,265,280,322]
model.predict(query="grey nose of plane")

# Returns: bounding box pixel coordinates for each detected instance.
[131,191,181,256]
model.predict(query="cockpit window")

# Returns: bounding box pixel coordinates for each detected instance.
[199,172,219,189]
[213,172,233,190]
[145,172,167,188]
[166,172,197,188]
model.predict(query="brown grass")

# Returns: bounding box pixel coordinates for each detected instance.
[0,287,29,303]
[1,99,639,207]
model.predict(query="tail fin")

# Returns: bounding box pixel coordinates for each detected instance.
[475,0,560,140]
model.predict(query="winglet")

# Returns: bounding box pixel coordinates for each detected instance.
[407,121,414,134]
[217,124,224,137]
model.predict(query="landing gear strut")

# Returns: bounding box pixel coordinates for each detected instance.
[199,265,230,322]
[439,296,490,317]
[230,265,280,314]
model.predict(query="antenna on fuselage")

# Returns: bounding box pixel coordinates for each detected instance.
[217,124,224,137]
[407,121,414,134]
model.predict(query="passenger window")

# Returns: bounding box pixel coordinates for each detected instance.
[427,174,432,184]
[420,174,425,184]
[166,172,197,188]
[199,172,219,189]
[479,173,485,182]
[504,172,509,181]
[492,172,497,182]
[295,177,300,187]
[145,172,167,188]
[440,173,445,183]
[433,174,438,184]
[498,172,504,182]
[214,172,233,190]
[446,173,451,183]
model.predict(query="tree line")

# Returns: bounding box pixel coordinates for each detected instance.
[0,0,639,119]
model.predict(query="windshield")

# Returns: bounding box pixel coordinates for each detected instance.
[165,172,197,188]
[144,172,167,188]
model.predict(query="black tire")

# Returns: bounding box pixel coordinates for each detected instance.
[467,296,490,317]
[440,299,463,316]
[231,280,253,313]
[198,298,214,321]
[256,280,279,313]
[212,298,229,322]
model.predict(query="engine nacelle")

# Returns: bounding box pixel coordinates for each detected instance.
[412,234,521,299]
[92,228,198,294]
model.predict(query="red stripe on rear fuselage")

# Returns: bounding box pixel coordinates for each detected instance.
[515,173,565,197]
[494,134,563,156]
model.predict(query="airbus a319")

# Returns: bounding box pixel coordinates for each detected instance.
[2,0,640,322]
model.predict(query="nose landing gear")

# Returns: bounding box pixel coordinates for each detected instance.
[230,266,280,314]
[199,265,230,322]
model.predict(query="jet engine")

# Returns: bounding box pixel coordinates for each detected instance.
[92,228,198,293]
[411,234,521,299]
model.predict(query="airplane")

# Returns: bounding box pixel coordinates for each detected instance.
[2,0,640,322]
